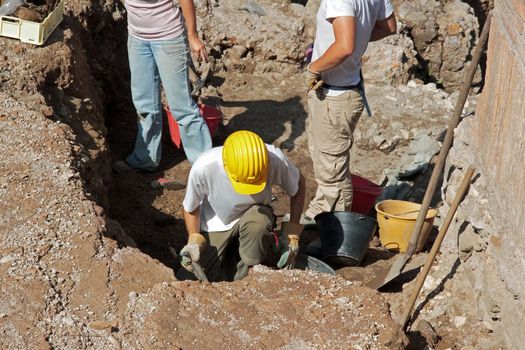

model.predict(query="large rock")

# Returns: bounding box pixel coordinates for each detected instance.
[362,33,418,85]
[397,0,480,90]
[302,0,321,41]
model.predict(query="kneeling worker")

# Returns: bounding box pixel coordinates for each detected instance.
[177,130,306,281]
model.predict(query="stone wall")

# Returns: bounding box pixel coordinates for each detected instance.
[442,0,525,348]
[394,0,480,90]
[474,0,525,230]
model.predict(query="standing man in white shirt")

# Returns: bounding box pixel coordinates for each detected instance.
[177,130,306,282]
[302,0,397,224]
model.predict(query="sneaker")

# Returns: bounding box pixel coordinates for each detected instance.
[112,160,137,175]
[150,178,186,191]
[282,213,317,227]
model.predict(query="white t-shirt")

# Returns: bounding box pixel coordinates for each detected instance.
[312,0,394,95]
[183,145,300,232]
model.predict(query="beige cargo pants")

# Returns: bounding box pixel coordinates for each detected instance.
[305,88,364,219]
[176,204,275,282]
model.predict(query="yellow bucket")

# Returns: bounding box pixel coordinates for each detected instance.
[375,200,438,253]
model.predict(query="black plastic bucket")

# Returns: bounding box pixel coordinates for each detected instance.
[315,211,377,266]
[305,237,323,259]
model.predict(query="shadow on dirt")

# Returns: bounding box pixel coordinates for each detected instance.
[406,329,433,350]
[222,95,307,150]
[106,98,190,270]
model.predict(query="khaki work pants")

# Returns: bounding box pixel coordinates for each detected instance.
[305,88,364,219]
[176,204,275,282]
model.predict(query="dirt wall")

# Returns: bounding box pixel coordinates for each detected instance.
[442,0,525,348]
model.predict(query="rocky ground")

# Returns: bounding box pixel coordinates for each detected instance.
[0,0,504,349]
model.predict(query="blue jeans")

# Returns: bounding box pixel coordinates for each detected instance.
[126,34,212,170]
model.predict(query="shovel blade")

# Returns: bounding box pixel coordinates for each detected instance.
[191,262,209,282]
[365,253,410,289]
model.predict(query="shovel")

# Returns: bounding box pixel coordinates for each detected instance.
[365,12,492,290]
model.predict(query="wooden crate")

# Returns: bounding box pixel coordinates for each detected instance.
[0,0,64,45]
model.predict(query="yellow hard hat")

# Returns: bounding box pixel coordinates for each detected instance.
[222,130,269,195]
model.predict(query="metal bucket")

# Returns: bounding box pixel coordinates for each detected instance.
[315,211,377,266]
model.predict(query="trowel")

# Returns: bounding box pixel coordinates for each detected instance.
[169,247,209,282]
[188,58,212,97]
[293,254,336,276]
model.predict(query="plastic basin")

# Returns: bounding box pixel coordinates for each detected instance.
[351,174,383,215]
[375,200,438,253]
[315,211,377,266]
[166,103,223,148]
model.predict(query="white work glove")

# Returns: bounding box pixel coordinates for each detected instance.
[306,64,324,92]
[277,222,304,269]
[180,233,207,272]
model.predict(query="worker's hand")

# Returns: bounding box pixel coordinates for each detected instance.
[281,221,304,252]
[188,34,208,62]
[288,234,300,254]
[276,222,304,269]
[180,232,207,271]
[306,64,323,92]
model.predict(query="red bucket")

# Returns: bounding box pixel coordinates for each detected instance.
[165,103,223,148]
[351,174,383,214]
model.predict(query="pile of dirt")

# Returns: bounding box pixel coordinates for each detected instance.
[196,0,310,74]
[121,268,406,349]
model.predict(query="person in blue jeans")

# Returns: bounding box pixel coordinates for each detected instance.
[113,0,212,174]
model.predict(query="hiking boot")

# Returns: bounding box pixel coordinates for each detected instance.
[150,178,186,191]
[282,213,316,228]
[112,160,137,175]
